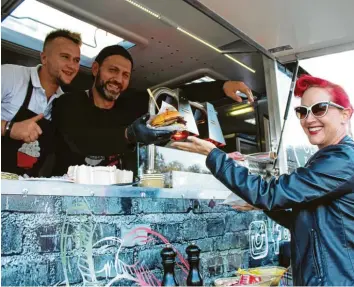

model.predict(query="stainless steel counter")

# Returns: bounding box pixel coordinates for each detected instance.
[1,179,231,199]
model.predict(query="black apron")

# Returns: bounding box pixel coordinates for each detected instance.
[1,79,55,176]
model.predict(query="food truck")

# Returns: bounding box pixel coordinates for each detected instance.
[2,0,353,286]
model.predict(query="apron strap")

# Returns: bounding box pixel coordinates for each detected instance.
[22,79,34,109]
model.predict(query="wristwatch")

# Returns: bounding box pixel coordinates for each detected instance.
[5,121,14,138]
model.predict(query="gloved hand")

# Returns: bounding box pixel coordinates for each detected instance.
[126,113,173,145]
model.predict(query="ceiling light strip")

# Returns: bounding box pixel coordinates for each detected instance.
[177,27,222,53]
[229,107,254,116]
[125,0,255,73]
[178,27,255,73]
[125,0,160,18]
[224,54,256,73]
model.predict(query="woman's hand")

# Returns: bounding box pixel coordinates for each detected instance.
[170,136,216,156]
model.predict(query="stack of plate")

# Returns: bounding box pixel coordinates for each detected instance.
[67,165,133,185]
[140,173,165,188]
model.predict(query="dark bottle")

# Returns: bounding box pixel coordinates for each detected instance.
[161,244,179,286]
[186,243,203,286]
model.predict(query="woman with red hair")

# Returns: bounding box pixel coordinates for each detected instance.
[172,75,354,286]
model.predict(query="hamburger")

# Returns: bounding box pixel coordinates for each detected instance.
[150,109,187,128]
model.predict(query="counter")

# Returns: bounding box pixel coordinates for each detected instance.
[1,179,231,199]
[1,180,290,286]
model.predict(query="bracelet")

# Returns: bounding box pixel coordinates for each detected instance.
[5,121,14,138]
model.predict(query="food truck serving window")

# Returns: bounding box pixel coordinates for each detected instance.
[1,0,135,67]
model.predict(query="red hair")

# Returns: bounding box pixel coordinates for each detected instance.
[294,75,353,117]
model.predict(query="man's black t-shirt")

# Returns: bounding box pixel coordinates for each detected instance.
[51,81,226,176]
[52,90,138,175]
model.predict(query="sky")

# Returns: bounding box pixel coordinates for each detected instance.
[300,50,354,135]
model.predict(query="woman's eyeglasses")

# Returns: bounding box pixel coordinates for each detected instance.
[294,101,345,120]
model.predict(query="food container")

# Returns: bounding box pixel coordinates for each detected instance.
[236,266,288,286]
[171,130,189,141]
[67,165,133,185]
[1,172,19,180]
[214,275,273,286]
[116,169,134,184]
[140,173,165,188]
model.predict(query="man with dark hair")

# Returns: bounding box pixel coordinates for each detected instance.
[51,44,254,175]
[1,29,81,176]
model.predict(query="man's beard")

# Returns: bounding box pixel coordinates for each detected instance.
[47,66,70,87]
[56,76,68,87]
[95,72,122,102]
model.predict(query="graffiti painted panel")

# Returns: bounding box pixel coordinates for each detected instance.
[1,195,290,286]
[249,221,268,260]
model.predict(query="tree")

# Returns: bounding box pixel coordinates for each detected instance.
[187,164,202,173]
[155,152,167,173]
[167,161,184,172]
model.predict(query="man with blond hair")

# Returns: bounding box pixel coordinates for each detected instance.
[1,29,82,176]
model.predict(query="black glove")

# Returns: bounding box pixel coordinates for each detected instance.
[126,113,173,145]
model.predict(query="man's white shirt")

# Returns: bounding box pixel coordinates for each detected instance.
[1,64,64,121]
